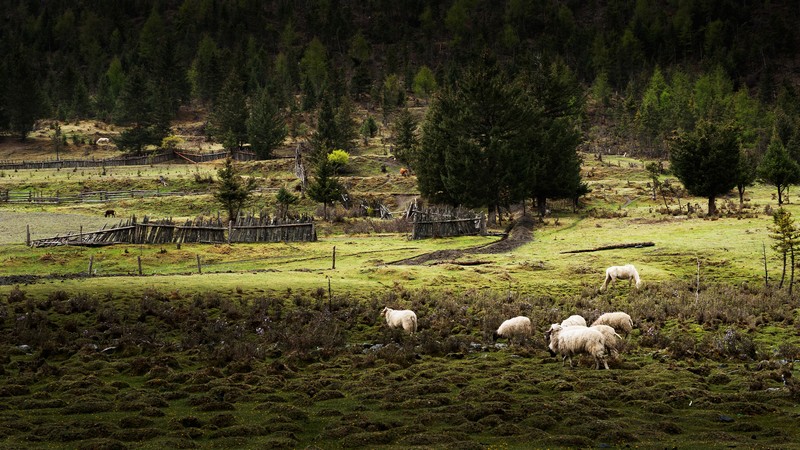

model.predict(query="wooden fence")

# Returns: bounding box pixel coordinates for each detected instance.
[411,207,486,239]
[0,148,257,171]
[1,189,201,204]
[29,215,316,247]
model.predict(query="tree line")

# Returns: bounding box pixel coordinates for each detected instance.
[2,1,800,219]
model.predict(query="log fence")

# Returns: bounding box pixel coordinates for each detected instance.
[1,189,205,204]
[411,207,486,239]
[29,215,316,247]
[0,148,256,171]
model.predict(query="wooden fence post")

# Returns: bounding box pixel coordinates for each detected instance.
[332,246,336,270]
[138,255,142,276]
[196,254,202,274]
[88,255,94,276]
[26,225,30,246]
[228,221,232,244]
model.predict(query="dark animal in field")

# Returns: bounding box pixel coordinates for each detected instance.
[104,209,116,218]
[400,167,409,177]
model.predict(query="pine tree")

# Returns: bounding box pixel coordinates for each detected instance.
[670,119,741,215]
[5,48,45,140]
[214,158,257,223]
[114,66,166,154]
[416,56,538,222]
[769,208,800,292]
[310,94,339,161]
[275,186,298,220]
[412,66,437,103]
[210,70,248,150]
[757,130,800,205]
[306,157,343,221]
[392,108,417,165]
[247,87,287,159]
[300,37,328,101]
[359,115,378,145]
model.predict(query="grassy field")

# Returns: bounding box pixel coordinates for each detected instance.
[2,143,800,448]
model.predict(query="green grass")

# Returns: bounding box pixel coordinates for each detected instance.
[4,152,800,448]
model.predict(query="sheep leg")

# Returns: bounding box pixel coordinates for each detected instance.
[601,274,611,291]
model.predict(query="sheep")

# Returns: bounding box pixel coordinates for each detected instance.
[381,307,417,334]
[560,314,587,328]
[545,324,609,370]
[493,316,532,344]
[96,137,110,145]
[592,311,634,338]
[590,324,623,357]
[601,264,642,291]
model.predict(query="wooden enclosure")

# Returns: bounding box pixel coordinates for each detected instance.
[29,215,316,247]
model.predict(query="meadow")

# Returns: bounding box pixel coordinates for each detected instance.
[1,142,800,449]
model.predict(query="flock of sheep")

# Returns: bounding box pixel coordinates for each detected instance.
[380,264,640,370]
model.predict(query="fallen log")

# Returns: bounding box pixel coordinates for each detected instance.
[560,242,655,254]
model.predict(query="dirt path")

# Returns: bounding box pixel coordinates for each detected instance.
[390,216,535,265]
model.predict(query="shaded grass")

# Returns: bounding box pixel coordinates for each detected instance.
[1,285,800,448]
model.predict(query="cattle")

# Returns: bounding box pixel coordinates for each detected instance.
[104,209,116,218]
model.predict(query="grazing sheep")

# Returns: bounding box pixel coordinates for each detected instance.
[96,137,110,145]
[590,324,623,357]
[381,307,417,334]
[592,311,634,338]
[601,264,642,291]
[545,324,609,370]
[494,316,532,344]
[560,314,587,328]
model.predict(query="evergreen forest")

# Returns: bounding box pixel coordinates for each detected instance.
[1,0,800,214]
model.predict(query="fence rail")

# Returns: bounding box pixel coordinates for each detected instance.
[411,206,486,239]
[0,148,257,171]
[0,189,206,204]
[29,215,316,247]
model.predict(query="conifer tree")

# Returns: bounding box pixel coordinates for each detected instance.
[670,119,740,215]
[306,157,343,221]
[210,70,248,150]
[392,108,417,165]
[275,186,298,220]
[769,208,800,292]
[247,87,286,159]
[214,158,257,223]
[115,66,166,154]
[758,130,800,205]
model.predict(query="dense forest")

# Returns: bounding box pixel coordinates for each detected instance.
[2,0,800,216]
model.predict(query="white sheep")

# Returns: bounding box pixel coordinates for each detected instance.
[494,316,532,344]
[592,311,634,338]
[590,324,623,357]
[601,264,642,291]
[96,137,110,145]
[560,314,587,328]
[381,307,417,334]
[546,324,609,370]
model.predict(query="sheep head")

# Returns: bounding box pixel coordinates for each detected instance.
[545,324,561,356]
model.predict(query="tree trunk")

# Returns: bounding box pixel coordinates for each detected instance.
[537,194,548,218]
[790,246,795,295]
[737,184,745,210]
[778,185,784,205]
[780,252,786,289]
[707,196,716,215]
[487,205,496,226]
